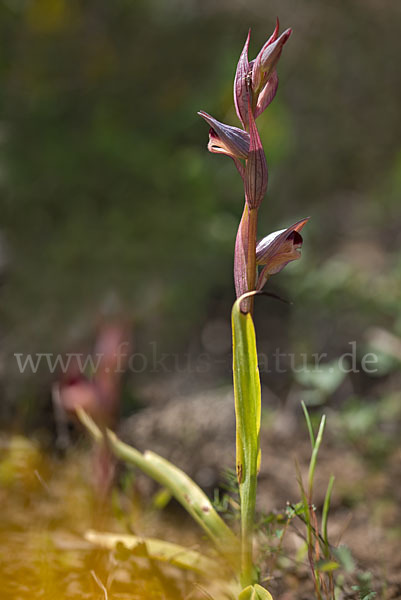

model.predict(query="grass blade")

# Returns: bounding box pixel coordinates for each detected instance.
[301,401,315,449]
[322,475,335,555]
[308,414,326,499]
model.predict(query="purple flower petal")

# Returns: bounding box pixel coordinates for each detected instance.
[254,70,279,119]
[252,28,291,94]
[198,111,250,160]
[233,30,251,129]
[256,217,309,289]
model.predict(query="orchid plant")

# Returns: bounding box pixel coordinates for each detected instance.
[78,21,310,600]
[199,20,308,591]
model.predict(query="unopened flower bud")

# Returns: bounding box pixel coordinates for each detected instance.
[233,30,251,130]
[252,28,292,94]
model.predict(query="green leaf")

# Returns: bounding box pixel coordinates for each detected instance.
[301,400,315,448]
[232,293,262,586]
[239,584,273,600]
[85,530,221,576]
[76,409,240,568]
[322,474,335,554]
[308,413,326,498]
[232,295,261,484]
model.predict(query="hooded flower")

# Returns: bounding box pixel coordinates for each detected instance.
[256,217,309,290]
[198,111,250,160]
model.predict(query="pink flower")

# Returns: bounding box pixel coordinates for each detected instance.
[256,217,309,290]
[198,111,249,160]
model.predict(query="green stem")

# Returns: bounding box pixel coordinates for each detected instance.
[242,209,258,582]
[239,472,257,587]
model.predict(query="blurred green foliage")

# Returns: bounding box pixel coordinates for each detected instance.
[0,0,401,406]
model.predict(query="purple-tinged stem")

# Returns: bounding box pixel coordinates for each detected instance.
[246,207,258,315]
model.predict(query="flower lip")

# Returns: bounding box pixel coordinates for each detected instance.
[287,230,303,245]
[198,111,250,159]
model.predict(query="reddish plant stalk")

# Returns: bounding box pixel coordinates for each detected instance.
[246,207,258,314]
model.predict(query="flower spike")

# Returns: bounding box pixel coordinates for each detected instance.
[199,23,299,313]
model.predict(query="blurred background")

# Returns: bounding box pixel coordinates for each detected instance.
[1,0,401,596]
[1,0,401,414]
